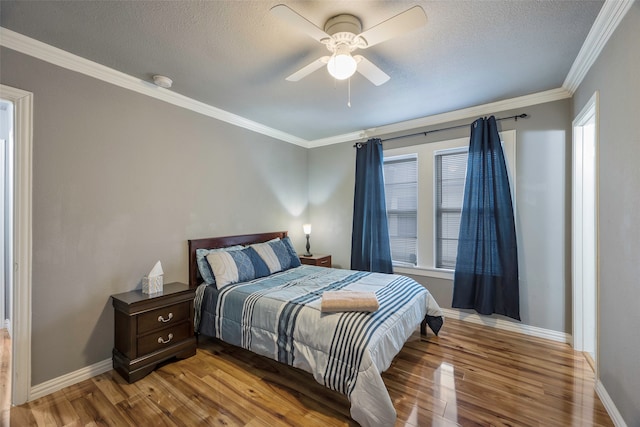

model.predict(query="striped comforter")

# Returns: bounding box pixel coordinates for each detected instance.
[196,265,443,427]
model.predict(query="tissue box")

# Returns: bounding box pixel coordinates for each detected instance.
[142,275,163,294]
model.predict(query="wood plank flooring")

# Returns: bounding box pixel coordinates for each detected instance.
[7,318,613,426]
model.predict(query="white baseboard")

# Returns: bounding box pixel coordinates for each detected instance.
[441,308,571,343]
[3,319,10,337]
[596,380,629,427]
[29,358,112,401]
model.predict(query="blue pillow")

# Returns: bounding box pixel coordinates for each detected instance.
[206,246,270,289]
[251,238,299,273]
[282,236,301,268]
[242,246,271,278]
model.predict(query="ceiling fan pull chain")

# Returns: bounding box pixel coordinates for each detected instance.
[348,78,352,108]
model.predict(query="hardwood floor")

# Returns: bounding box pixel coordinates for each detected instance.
[8,318,613,426]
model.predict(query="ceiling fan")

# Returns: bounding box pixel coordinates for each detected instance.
[271,4,427,86]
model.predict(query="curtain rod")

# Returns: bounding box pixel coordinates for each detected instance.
[353,113,528,146]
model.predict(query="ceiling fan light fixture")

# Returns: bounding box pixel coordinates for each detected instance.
[327,46,357,80]
[272,5,426,86]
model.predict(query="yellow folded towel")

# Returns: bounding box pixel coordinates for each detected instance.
[321,291,380,313]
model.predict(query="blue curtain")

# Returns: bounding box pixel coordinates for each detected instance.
[351,139,393,273]
[452,116,520,320]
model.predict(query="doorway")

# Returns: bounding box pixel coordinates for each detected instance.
[1,98,14,416]
[0,84,33,406]
[572,91,599,370]
[0,101,15,332]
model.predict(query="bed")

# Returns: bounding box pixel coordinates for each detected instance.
[188,231,443,427]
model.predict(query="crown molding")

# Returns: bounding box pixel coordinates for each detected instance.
[563,0,635,94]
[309,130,369,147]
[0,27,310,148]
[307,87,572,147]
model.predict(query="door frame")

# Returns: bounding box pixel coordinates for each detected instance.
[0,84,33,405]
[0,137,5,326]
[571,91,599,371]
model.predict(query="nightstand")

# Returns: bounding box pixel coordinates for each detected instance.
[299,254,332,268]
[111,282,196,383]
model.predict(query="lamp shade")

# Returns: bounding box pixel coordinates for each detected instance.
[327,45,357,80]
[303,224,312,235]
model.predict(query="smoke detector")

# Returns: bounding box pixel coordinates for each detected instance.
[152,75,173,88]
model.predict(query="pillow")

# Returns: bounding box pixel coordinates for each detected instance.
[196,245,244,285]
[251,239,298,274]
[282,236,302,268]
[206,246,270,289]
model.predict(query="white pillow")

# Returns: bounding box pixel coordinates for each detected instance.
[196,245,243,284]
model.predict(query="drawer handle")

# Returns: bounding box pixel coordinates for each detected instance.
[158,313,173,323]
[157,333,174,344]
[320,260,328,264]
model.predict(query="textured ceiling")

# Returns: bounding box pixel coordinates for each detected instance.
[0,1,603,141]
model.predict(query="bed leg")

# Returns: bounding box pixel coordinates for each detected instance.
[420,317,428,336]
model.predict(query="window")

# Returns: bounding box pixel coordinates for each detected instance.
[435,148,467,269]
[383,155,417,265]
[382,130,515,278]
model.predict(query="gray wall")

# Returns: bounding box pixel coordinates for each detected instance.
[309,99,573,333]
[0,48,309,385]
[573,2,640,424]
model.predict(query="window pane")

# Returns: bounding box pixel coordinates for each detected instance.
[440,211,461,238]
[435,150,467,269]
[439,238,458,269]
[384,156,417,265]
[387,212,417,237]
[386,182,417,210]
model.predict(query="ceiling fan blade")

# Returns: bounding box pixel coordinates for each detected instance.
[357,6,427,48]
[270,4,331,43]
[354,56,390,86]
[286,57,330,82]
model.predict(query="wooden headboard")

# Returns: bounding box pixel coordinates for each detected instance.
[188,231,288,288]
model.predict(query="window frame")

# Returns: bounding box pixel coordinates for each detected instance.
[433,146,469,270]
[383,130,516,280]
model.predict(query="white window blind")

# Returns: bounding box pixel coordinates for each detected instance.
[384,155,417,265]
[435,149,468,269]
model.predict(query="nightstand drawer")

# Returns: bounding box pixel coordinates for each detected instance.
[299,254,332,268]
[316,256,331,267]
[138,321,191,355]
[137,301,190,334]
